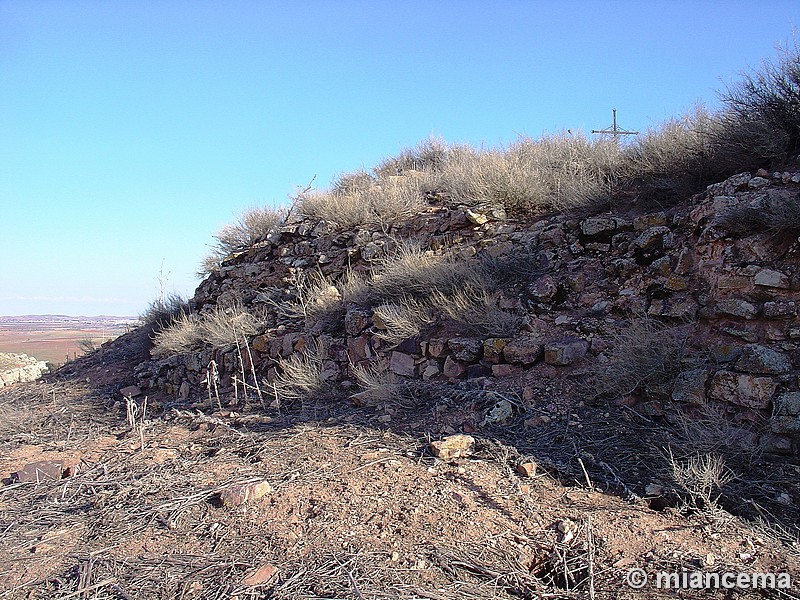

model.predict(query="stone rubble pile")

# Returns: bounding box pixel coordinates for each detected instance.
[134,168,800,455]
[0,352,49,387]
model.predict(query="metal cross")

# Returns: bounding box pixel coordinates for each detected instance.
[592,108,638,142]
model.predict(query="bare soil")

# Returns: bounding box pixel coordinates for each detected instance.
[0,333,798,599]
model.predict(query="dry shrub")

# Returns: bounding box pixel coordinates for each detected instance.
[464,133,619,213]
[350,358,404,404]
[668,450,732,509]
[151,304,260,356]
[374,137,450,176]
[272,340,329,402]
[719,40,800,166]
[434,286,523,338]
[717,192,800,237]
[372,299,435,345]
[140,293,190,334]
[586,319,691,400]
[299,176,426,229]
[619,107,723,201]
[199,206,286,276]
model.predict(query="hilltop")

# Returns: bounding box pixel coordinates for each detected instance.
[1,46,800,599]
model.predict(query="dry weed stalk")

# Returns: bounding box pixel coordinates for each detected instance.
[125,394,147,450]
[668,449,732,509]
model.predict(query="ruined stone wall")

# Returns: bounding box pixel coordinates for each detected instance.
[134,169,800,454]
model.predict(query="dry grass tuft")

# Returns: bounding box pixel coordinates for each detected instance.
[151,304,260,356]
[140,293,190,334]
[717,192,800,237]
[199,206,286,276]
[585,319,691,401]
[668,450,732,509]
[271,340,330,402]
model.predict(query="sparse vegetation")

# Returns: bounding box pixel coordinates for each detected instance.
[151,304,260,356]
[668,450,732,510]
[585,319,692,401]
[199,206,286,277]
[717,191,800,237]
[271,340,330,402]
[140,293,191,334]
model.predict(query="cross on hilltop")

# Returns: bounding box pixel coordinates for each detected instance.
[592,108,639,142]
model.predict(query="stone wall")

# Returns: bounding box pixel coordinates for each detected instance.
[134,169,800,454]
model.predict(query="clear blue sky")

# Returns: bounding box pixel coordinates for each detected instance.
[1,1,797,316]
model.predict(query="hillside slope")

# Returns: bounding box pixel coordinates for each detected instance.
[1,166,799,598]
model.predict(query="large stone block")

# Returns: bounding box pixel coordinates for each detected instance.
[709,371,776,409]
[734,344,792,375]
[671,369,708,404]
[544,337,589,366]
[502,335,544,365]
[389,351,416,377]
[447,338,484,362]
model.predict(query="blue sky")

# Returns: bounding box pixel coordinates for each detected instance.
[1,1,797,316]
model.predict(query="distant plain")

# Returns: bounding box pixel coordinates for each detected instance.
[0,316,136,365]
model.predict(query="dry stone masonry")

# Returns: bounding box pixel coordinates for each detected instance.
[135,168,800,455]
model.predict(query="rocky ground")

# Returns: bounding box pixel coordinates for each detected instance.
[0,328,798,599]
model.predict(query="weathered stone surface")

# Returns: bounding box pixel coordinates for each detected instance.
[0,352,49,387]
[427,338,449,358]
[753,268,790,289]
[447,338,483,362]
[241,563,279,587]
[483,338,508,364]
[442,356,466,379]
[220,480,273,506]
[580,217,617,238]
[734,344,792,374]
[671,369,708,404]
[764,301,798,318]
[465,208,489,225]
[528,275,558,302]
[709,371,776,409]
[747,176,770,189]
[771,416,800,434]
[483,398,513,424]
[491,363,523,377]
[421,361,441,380]
[119,385,141,398]
[759,432,793,454]
[389,351,416,377]
[716,299,759,319]
[502,335,544,365]
[516,461,538,477]
[544,337,589,366]
[647,298,698,319]
[634,226,673,252]
[774,392,800,416]
[430,434,475,460]
[710,344,741,363]
[12,460,75,484]
[345,309,372,335]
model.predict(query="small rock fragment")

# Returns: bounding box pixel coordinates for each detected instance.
[430,434,475,461]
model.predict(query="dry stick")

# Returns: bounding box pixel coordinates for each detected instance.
[206,360,222,412]
[587,516,596,600]
[242,334,264,408]
[272,382,281,417]
[235,339,249,404]
[577,457,594,491]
